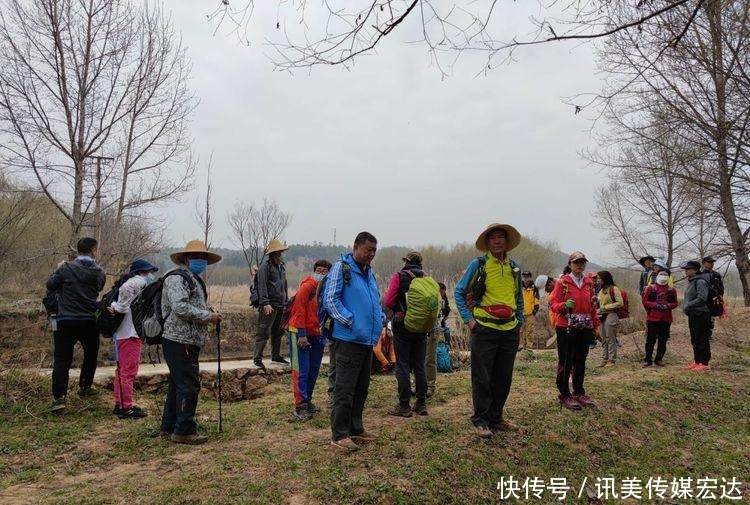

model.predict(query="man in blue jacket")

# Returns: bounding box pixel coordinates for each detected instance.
[323,231,384,452]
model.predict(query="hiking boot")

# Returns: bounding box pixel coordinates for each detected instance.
[426,388,435,398]
[412,400,428,416]
[294,405,312,422]
[331,438,359,452]
[654,360,665,367]
[389,404,413,418]
[560,396,582,411]
[153,430,172,439]
[642,361,652,368]
[171,433,208,445]
[49,397,66,413]
[118,406,148,419]
[473,425,492,439]
[489,420,519,432]
[77,386,100,397]
[351,430,377,442]
[573,394,596,408]
[252,359,266,371]
[271,357,289,366]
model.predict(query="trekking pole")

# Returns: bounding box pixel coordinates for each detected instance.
[561,306,573,410]
[216,320,223,433]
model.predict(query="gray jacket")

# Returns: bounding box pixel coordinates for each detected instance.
[161,267,212,347]
[46,257,106,319]
[258,259,288,308]
[683,275,709,316]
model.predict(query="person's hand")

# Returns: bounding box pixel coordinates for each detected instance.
[107,306,116,315]
[565,299,575,310]
[532,308,539,316]
[594,327,601,340]
[467,319,476,331]
[209,313,223,324]
[298,336,309,348]
[656,303,664,310]
[263,304,273,316]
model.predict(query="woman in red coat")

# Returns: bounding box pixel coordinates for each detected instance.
[642,269,678,367]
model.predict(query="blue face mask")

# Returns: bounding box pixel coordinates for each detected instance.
[145,273,156,285]
[313,272,325,282]
[188,259,208,275]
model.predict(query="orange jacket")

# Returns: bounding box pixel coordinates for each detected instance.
[373,327,396,369]
[288,276,320,337]
[549,274,600,329]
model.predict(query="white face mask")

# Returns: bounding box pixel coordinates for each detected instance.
[656,275,669,286]
[312,272,325,282]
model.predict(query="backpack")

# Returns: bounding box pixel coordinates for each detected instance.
[466,256,520,310]
[249,268,260,308]
[609,286,630,319]
[280,288,316,331]
[401,270,441,333]
[132,270,202,345]
[42,290,58,317]
[316,261,351,338]
[701,274,724,317]
[436,341,452,373]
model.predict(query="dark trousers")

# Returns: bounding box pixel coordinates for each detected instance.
[688,312,712,365]
[330,339,372,441]
[393,331,428,404]
[555,327,592,398]
[161,339,201,436]
[51,319,99,399]
[327,337,336,403]
[470,323,519,427]
[645,321,671,364]
[254,307,284,360]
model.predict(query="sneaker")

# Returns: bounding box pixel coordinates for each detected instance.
[694,363,711,371]
[308,402,318,414]
[350,430,377,442]
[331,438,359,452]
[473,425,492,439]
[654,360,665,367]
[271,357,289,366]
[294,405,312,422]
[573,394,596,407]
[118,406,148,419]
[113,405,123,415]
[77,386,99,397]
[412,400,428,416]
[49,397,66,413]
[171,433,208,445]
[642,361,652,368]
[560,396,582,411]
[489,420,519,432]
[686,362,700,370]
[252,359,266,371]
[389,404,413,418]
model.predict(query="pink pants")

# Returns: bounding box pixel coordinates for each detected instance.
[113,337,142,409]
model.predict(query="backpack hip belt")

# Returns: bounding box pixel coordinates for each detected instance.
[474,314,517,325]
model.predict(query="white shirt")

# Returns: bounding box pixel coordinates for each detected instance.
[569,273,584,289]
[111,275,147,341]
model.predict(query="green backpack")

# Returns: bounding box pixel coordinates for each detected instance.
[402,271,441,333]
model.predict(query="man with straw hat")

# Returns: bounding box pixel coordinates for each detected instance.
[253,238,290,370]
[159,239,222,445]
[454,223,524,439]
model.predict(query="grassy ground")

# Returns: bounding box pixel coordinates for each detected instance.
[1,329,749,505]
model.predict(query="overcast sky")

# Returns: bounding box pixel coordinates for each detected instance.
[163,1,612,263]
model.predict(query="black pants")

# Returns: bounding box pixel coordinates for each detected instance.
[555,327,592,398]
[645,321,671,364]
[330,339,372,441]
[470,323,519,427]
[393,330,428,404]
[254,307,284,360]
[51,319,99,399]
[161,339,201,436]
[688,312,712,365]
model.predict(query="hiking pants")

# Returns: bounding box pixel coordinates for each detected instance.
[600,313,619,363]
[470,323,519,427]
[113,337,142,409]
[520,316,536,349]
[51,319,99,399]
[327,337,336,404]
[394,330,428,405]
[555,327,592,398]
[254,307,284,361]
[161,339,201,436]
[644,321,671,364]
[330,339,372,442]
[289,333,325,406]
[688,312,712,365]
[426,329,438,392]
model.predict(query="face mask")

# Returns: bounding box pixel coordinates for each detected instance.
[313,272,325,282]
[145,273,156,285]
[188,259,208,275]
[656,275,669,286]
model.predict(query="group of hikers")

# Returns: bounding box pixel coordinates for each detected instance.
[44,222,724,449]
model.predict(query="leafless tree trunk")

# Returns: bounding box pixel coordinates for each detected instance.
[195,157,215,250]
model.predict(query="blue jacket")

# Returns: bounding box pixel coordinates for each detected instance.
[322,253,383,347]
[454,256,525,326]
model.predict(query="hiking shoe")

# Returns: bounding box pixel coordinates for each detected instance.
[77,386,100,397]
[49,397,66,413]
[308,402,318,414]
[389,404,413,418]
[426,388,435,398]
[331,438,359,452]
[686,362,700,370]
[171,433,208,445]
[694,363,711,371]
[560,396,582,410]
[654,360,665,367]
[642,361,652,368]
[294,405,312,422]
[489,420,519,432]
[113,405,123,415]
[153,430,172,439]
[252,359,266,371]
[473,425,492,439]
[573,395,596,408]
[118,406,147,419]
[271,357,289,365]
[351,430,377,442]
[413,400,428,416]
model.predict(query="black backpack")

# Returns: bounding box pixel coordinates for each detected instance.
[701,274,724,317]
[132,270,202,345]
[249,271,260,308]
[316,261,351,338]
[94,273,134,337]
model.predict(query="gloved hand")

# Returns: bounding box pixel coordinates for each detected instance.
[655,303,663,310]
[532,307,539,316]
[565,299,575,310]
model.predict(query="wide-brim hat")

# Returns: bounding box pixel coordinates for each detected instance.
[638,255,656,267]
[475,223,521,252]
[170,240,222,265]
[129,258,159,275]
[265,238,289,256]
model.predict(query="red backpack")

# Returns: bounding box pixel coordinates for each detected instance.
[609,286,629,319]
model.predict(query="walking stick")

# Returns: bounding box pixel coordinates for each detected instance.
[216,320,223,433]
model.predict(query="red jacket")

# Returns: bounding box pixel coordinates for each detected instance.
[642,284,678,323]
[288,276,320,337]
[549,274,600,329]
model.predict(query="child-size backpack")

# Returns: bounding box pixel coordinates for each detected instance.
[436,341,452,373]
[401,270,441,333]
[609,286,630,319]
[132,270,201,345]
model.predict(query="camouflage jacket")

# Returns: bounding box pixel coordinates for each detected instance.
[161,267,212,347]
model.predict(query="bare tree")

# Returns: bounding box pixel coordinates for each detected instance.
[0,0,196,249]
[195,157,215,250]
[228,199,291,271]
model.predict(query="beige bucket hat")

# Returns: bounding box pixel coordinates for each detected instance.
[170,239,222,265]
[265,238,289,256]
[475,223,521,252]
